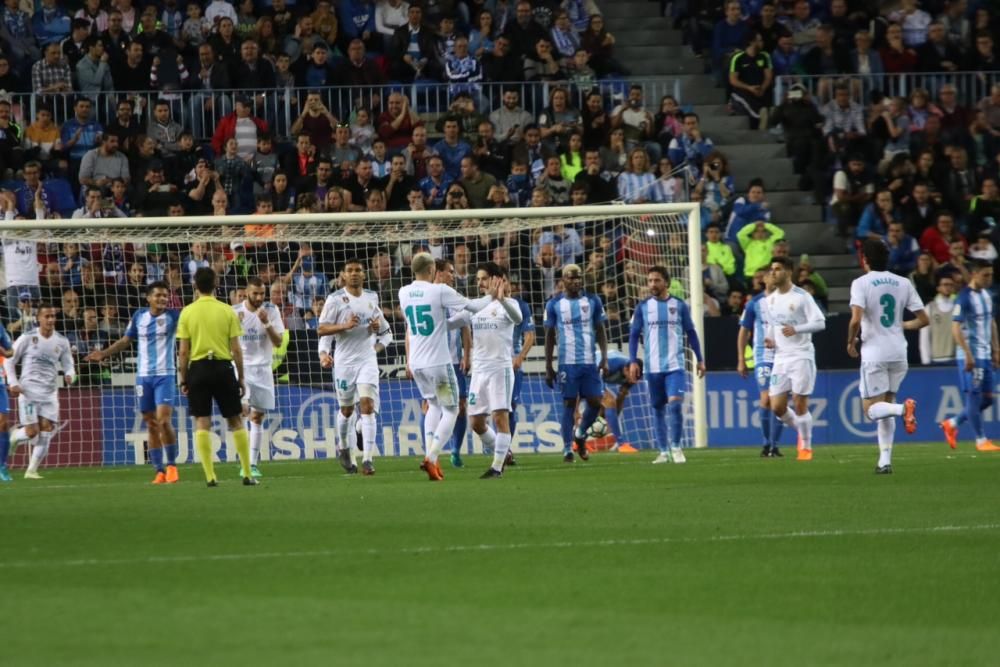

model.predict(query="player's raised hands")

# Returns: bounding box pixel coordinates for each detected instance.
[257,308,269,325]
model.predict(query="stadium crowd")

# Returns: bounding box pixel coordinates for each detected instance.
[2,0,997,378]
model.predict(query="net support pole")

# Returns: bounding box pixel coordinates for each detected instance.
[686,206,707,449]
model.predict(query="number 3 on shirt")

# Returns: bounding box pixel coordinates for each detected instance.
[405,305,435,335]
[879,294,896,327]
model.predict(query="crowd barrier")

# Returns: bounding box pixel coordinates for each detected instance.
[774,70,999,107]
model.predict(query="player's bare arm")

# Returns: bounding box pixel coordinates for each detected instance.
[178,338,191,394]
[901,310,929,331]
[231,336,246,397]
[84,334,134,362]
[257,307,284,348]
[544,326,556,387]
[736,326,750,377]
[846,305,863,358]
[596,322,609,377]
[952,321,975,371]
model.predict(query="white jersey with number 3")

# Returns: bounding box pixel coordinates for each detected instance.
[399,281,475,370]
[849,270,925,362]
[234,302,285,367]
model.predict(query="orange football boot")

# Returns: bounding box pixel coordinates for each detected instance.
[797,448,813,462]
[903,399,917,434]
[940,420,958,449]
[152,471,167,484]
[165,465,179,483]
[975,440,1000,452]
[420,458,444,481]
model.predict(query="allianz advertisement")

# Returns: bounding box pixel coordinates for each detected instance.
[93,368,978,464]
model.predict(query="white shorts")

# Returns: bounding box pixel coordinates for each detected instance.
[859,360,908,399]
[468,367,514,417]
[769,358,816,397]
[18,393,60,425]
[335,362,381,410]
[243,365,276,412]
[412,364,460,408]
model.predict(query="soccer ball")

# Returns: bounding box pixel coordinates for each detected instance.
[588,417,609,439]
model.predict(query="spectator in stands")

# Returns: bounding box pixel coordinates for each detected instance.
[609,84,660,161]
[419,155,452,209]
[537,155,571,205]
[903,180,941,237]
[969,229,998,263]
[539,87,581,150]
[849,29,883,83]
[550,10,580,60]
[781,0,820,53]
[211,97,269,158]
[906,89,941,135]
[668,112,714,174]
[969,177,1000,237]
[383,153,414,210]
[336,0,377,54]
[187,43,232,140]
[389,5,441,82]
[726,178,769,241]
[79,132,128,192]
[712,1,749,85]
[753,2,789,53]
[693,150,734,227]
[184,159,223,215]
[72,186,126,219]
[917,21,962,73]
[290,93,337,156]
[377,92,422,154]
[800,24,849,95]
[942,147,977,219]
[23,109,63,174]
[730,32,773,130]
[0,0,40,72]
[110,41,149,94]
[920,211,966,263]
[402,124,433,179]
[889,0,931,48]
[337,38,386,87]
[32,43,73,96]
[100,9,131,62]
[968,111,998,173]
[919,272,956,365]
[134,161,179,215]
[738,220,785,281]
[512,124,552,179]
[433,118,472,181]
[770,83,824,192]
[0,101,23,177]
[822,83,866,160]
[505,1,547,60]
[615,147,656,203]
[490,88,534,148]
[33,0,72,48]
[969,33,998,98]
[705,223,737,283]
[376,0,410,51]
[61,97,102,167]
[652,95,683,156]
[75,35,113,101]
[559,131,584,182]
[147,101,183,157]
[135,6,174,57]
[856,189,900,242]
[873,96,911,169]
[830,154,875,239]
[575,148,616,203]
[879,21,918,74]
[481,33,521,82]
[580,13,626,77]
[885,220,921,276]
[599,127,627,176]
[294,43,336,89]
[457,155,496,208]
[523,38,564,81]
[936,84,971,144]
[770,32,800,77]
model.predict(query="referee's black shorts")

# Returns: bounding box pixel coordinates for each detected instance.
[187,360,243,419]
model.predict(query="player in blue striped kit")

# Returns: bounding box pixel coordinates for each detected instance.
[87,282,181,483]
[0,321,14,481]
[544,264,609,462]
[940,260,1000,452]
[737,272,785,457]
[596,348,636,449]
[628,266,705,464]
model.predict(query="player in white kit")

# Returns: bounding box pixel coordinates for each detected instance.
[765,256,826,461]
[399,252,506,481]
[847,239,927,473]
[451,262,523,478]
[4,304,75,479]
[318,258,392,476]
[233,277,285,478]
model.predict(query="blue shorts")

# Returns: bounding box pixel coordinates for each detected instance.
[511,368,524,405]
[136,376,176,414]
[559,364,604,400]
[755,364,773,392]
[648,370,686,407]
[0,383,7,414]
[453,364,468,399]
[958,359,995,395]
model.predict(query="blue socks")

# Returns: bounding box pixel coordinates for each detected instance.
[510,402,519,440]
[605,407,623,442]
[653,405,669,453]
[452,413,467,455]
[164,444,178,465]
[561,404,576,453]
[577,402,600,438]
[759,406,771,446]
[772,411,784,447]
[0,430,9,466]
[149,447,165,473]
[967,390,985,438]
[668,400,683,446]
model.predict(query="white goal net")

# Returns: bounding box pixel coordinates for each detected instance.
[0,204,704,469]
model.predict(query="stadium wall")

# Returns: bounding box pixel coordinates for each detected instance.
[40,368,978,466]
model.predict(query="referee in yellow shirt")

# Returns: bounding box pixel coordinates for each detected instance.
[177,267,256,486]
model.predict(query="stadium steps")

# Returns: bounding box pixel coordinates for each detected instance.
[600,0,850,310]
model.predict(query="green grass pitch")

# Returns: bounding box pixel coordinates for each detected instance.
[2,444,999,667]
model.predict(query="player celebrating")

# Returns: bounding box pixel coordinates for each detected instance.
[233,277,285,478]
[399,252,506,481]
[627,266,705,464]
[459,262,523,478]
[737,271,785,457]
[4,304,75,479]
[0,321,14,482]
[433,259,472,468]
[86,282,180,484]
[765,256,826,461]
[940,259,1000,452]
[545,264,610,463]
[318,258,392,476]
[847,239,927,473]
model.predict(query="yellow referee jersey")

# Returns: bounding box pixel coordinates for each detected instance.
[177,295,243,361]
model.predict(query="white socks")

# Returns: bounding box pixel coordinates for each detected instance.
[479,426,496,452]
[797,412,813,450]
[867,402,904,420]
[492,432,511,471]
[336,412,358,466]
[249,420,263,466]
[778,410,798,429]
[424,403,442,456]
[877,418,895,467]
[26,432,52,473]
[428,406,459,464]
[359,413,377,462]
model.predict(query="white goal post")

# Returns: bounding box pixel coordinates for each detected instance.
[0,202,706,468]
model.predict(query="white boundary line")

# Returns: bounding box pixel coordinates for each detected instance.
[7,523,999,570]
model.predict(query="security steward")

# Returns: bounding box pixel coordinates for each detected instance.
[177,267,257,486]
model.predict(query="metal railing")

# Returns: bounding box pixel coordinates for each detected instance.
[6,77,681,144]
[774,70,999,108]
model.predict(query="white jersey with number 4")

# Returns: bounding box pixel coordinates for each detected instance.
[234,302,285,367]
[849,270,925,362]
[319,289,391,368]
[4,331,75,399]
[399,281,478,370]
[766,286,826,362]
